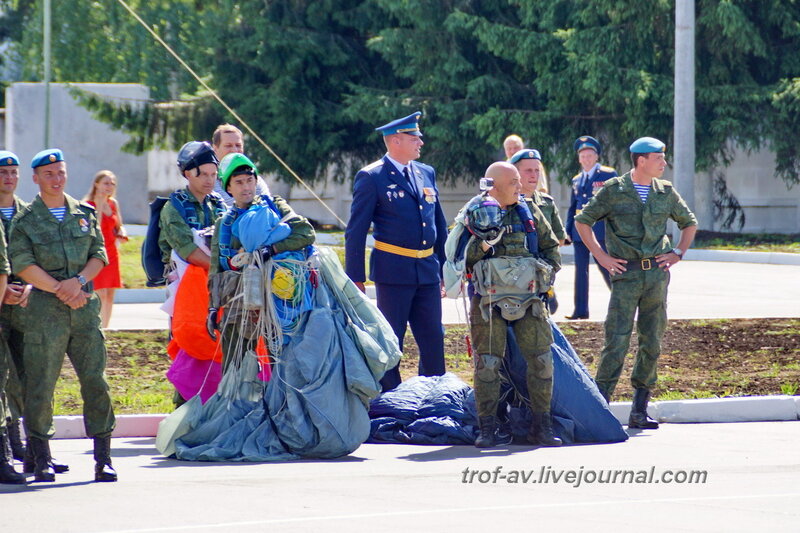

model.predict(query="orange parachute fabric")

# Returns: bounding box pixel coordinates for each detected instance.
[170,264,223,363]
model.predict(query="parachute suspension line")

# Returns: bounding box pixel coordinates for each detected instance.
[115,0,346,227]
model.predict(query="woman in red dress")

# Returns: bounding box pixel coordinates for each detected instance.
[85,170,128,328]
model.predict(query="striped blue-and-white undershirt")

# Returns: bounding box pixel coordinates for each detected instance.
[0,206,15,220]
[633,183,650,203]
[49,207,67,221]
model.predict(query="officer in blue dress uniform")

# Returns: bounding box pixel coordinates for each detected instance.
[564,136,617,319]
[345,111,448,391]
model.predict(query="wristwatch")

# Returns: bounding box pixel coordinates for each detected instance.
[672,248,684,258]
[75,274,87,286]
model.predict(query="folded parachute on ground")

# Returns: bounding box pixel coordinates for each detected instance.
[367,320,628,445]
[156,248,402,461]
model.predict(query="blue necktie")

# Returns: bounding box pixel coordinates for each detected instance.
[404,167,417,197]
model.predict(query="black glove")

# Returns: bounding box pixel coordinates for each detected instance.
[206,307,218,341]
[260,246,274,262]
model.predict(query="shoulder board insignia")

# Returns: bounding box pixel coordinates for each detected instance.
[600,165,616,172]
[363,160,384,171]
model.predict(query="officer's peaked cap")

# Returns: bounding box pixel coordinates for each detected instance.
[376,111,423,137]
[573,136,601,155]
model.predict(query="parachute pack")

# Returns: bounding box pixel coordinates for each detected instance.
[141,191,226,287]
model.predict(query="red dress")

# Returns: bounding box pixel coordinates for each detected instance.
[89,200,122,289]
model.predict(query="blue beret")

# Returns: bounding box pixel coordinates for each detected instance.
[375,111,423,137]
[0,151,19,167]
[31,149,65,169]
[629,137,666,153]
[574,135,601,155]
[509,148,541,164]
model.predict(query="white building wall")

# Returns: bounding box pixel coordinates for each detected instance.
[5,82,151,223]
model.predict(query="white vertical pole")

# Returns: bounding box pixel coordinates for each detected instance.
[674,0,696,239]
[43,0,52,146]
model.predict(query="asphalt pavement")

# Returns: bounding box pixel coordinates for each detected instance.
[1,422,799,532]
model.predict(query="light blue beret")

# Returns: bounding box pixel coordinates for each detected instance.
[629,137,666,154]
[509,148,541,164]
[0,151,19,167]
[31,148,65,169]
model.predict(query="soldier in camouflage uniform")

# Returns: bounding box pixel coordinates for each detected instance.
[8,149,117,483]
[0,220,25,484]
[0,151,29,463]
[511,148,566,314]
[158,141,226,270]
[207,153,315,372]
[575,137,697,429]
[159,142,225,406]
[463,162,561,448]
[510,148,566,244]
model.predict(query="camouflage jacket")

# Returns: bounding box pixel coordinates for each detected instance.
[525,192,565,242]
[9,194,107,280]
[574,172,697,260]
[158,188,223,263]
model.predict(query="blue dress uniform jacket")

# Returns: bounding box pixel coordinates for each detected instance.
[565,165,618,243]
[565,164,617,318]
[345,156,448,284]
[345,155,448,391]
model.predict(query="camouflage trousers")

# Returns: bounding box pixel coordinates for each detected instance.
[595,268,670,398]
[1,302,27,422]
[469,296,554,417]
[0,337,7,429]
[22,291,115,440]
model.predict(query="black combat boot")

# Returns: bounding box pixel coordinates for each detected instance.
[6,418,25,461]
[23,438,69,474]
[628,388,659,429]
[474,416,497,448]
[527,412,563,447]
[93,436,117,482]
[0,429,26,485]
[28,436,55,482]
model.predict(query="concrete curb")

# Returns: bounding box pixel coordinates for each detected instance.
[685,249,800,265]
[608,395,800,425]
[50,396,800,439]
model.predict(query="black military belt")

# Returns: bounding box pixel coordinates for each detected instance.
[623,258,657,271]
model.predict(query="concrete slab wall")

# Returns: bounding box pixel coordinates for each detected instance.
[5,82,151,223]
